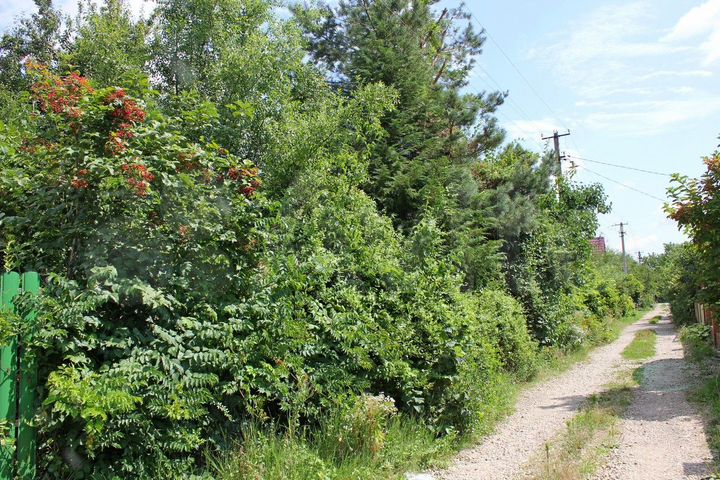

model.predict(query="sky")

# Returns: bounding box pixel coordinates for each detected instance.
[1,0,719,255]
[456,0,720,255]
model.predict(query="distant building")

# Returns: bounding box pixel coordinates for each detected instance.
[589,237,606,254]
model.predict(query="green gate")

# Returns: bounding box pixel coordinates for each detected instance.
[0,272,39,480]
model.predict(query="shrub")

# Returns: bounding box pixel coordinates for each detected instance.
[2,69,511,476]
[620,274,645,307]
[680,324,715,363]
[3,69,266,477]
[475,289,538,380]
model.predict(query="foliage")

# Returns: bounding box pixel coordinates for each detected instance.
[0,63,512,476]
[499,174,610,346]
[475,289,538,380]
[680,324,714,363]
[0,0,636,476]
[0,0,69,90]
[211,413,455,480]
[295,0,507,288]
[3,68,266,477]
[64,0,150,87]
[667,143,720,308]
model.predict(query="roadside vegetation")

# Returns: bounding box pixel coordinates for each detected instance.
[0,0,669,477]
[665,135,720,469]
[680,325,720,458]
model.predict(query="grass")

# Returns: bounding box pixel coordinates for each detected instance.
[525,368,641,480]
[209,308,654,479]
[680,325,720,468]
[209,417,456,480]
[649,314,662,325]
[209,376,520,480]
[622,329,657,360]
[690,375,720,457]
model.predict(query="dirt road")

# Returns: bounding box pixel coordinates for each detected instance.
[423,306,713,480]
[592,313,713,480]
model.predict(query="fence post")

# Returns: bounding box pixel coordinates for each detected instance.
[0,273,20,480]
[0,273,39,479]
[17,272,39,480]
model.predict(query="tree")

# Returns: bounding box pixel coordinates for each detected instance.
[294,0,506,230]
[0,0,69,89]
[64,0,150,87]
[667,141,720,308]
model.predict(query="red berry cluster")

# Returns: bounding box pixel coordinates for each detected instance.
[227,166,262,197]
[122,163,155,197]
[29,63,93,124]
[104,89,147,156]
[177,151,201,172]
[70,169,90,190]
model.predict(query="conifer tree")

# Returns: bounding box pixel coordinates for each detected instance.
[294,0,505,230]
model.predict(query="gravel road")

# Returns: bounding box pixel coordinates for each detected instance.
[424,305,712,480]
[592,313,714,480]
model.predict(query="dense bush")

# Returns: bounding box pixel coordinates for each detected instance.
[680,324,714,362]
[475,290,538,380]
[668,146,720,309]
[0,1,641,477]
[0,66,522,477]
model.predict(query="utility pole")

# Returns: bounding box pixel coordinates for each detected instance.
[612,222,629,274]
[542,130,571,194]
[541,130,571,176]
[637,252,643,263]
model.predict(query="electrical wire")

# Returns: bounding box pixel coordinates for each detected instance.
[470,13,567,128]
[565,155,672,177]
[474,63,536,125]
[466,81,545,150]
[469,11,626,163]
[573,164,668,202]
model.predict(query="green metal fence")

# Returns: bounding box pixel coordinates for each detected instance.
[0,272,39,480]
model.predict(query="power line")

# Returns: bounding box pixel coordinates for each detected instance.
[565,155,672,177]
[470,13,567,128]
[574,164,668,203]
[469,13,585,157]
[474,63,535,124]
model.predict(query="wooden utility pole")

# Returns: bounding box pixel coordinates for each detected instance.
[541,130,571,176]
[612,222,629,274]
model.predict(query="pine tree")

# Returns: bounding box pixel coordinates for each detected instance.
[294,0,506,230]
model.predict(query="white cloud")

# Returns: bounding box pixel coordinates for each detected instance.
[529,1,720,136]
[504,118,562,143]
[664,0,720,65]
[528,2,690,98]
[703,29,720,64]
[664,0,720,41]
[636,69,713,81]
[583,97,720,136]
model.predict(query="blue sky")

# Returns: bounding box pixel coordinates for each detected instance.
[2,0,719,254]
[458,0,720,255]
